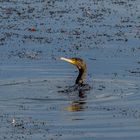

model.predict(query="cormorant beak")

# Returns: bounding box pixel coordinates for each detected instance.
[60,57,76,65]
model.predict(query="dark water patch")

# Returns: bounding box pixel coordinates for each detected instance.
[128,69,140,75]
[9,49,42,60]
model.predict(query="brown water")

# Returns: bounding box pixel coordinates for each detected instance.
[0,0,140,140]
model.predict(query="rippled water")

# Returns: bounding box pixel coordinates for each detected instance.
[0,0,140,140]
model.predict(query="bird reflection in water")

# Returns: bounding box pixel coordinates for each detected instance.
[60,57,91,112]
[64,90,87,112]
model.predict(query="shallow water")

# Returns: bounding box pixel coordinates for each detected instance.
[0,0,140,140]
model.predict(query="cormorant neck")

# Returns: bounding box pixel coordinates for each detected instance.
[75,68,85,85]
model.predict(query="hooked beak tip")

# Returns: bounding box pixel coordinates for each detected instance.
[60,57,75,64]
[60,57,65,60]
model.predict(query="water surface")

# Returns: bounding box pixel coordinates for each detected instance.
[0,0,140,140]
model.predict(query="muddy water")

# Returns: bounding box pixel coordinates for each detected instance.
[0,0,140,140]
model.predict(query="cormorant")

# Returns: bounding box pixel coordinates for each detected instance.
[60,57,87,85]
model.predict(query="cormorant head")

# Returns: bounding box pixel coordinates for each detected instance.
[60,57,86,85]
